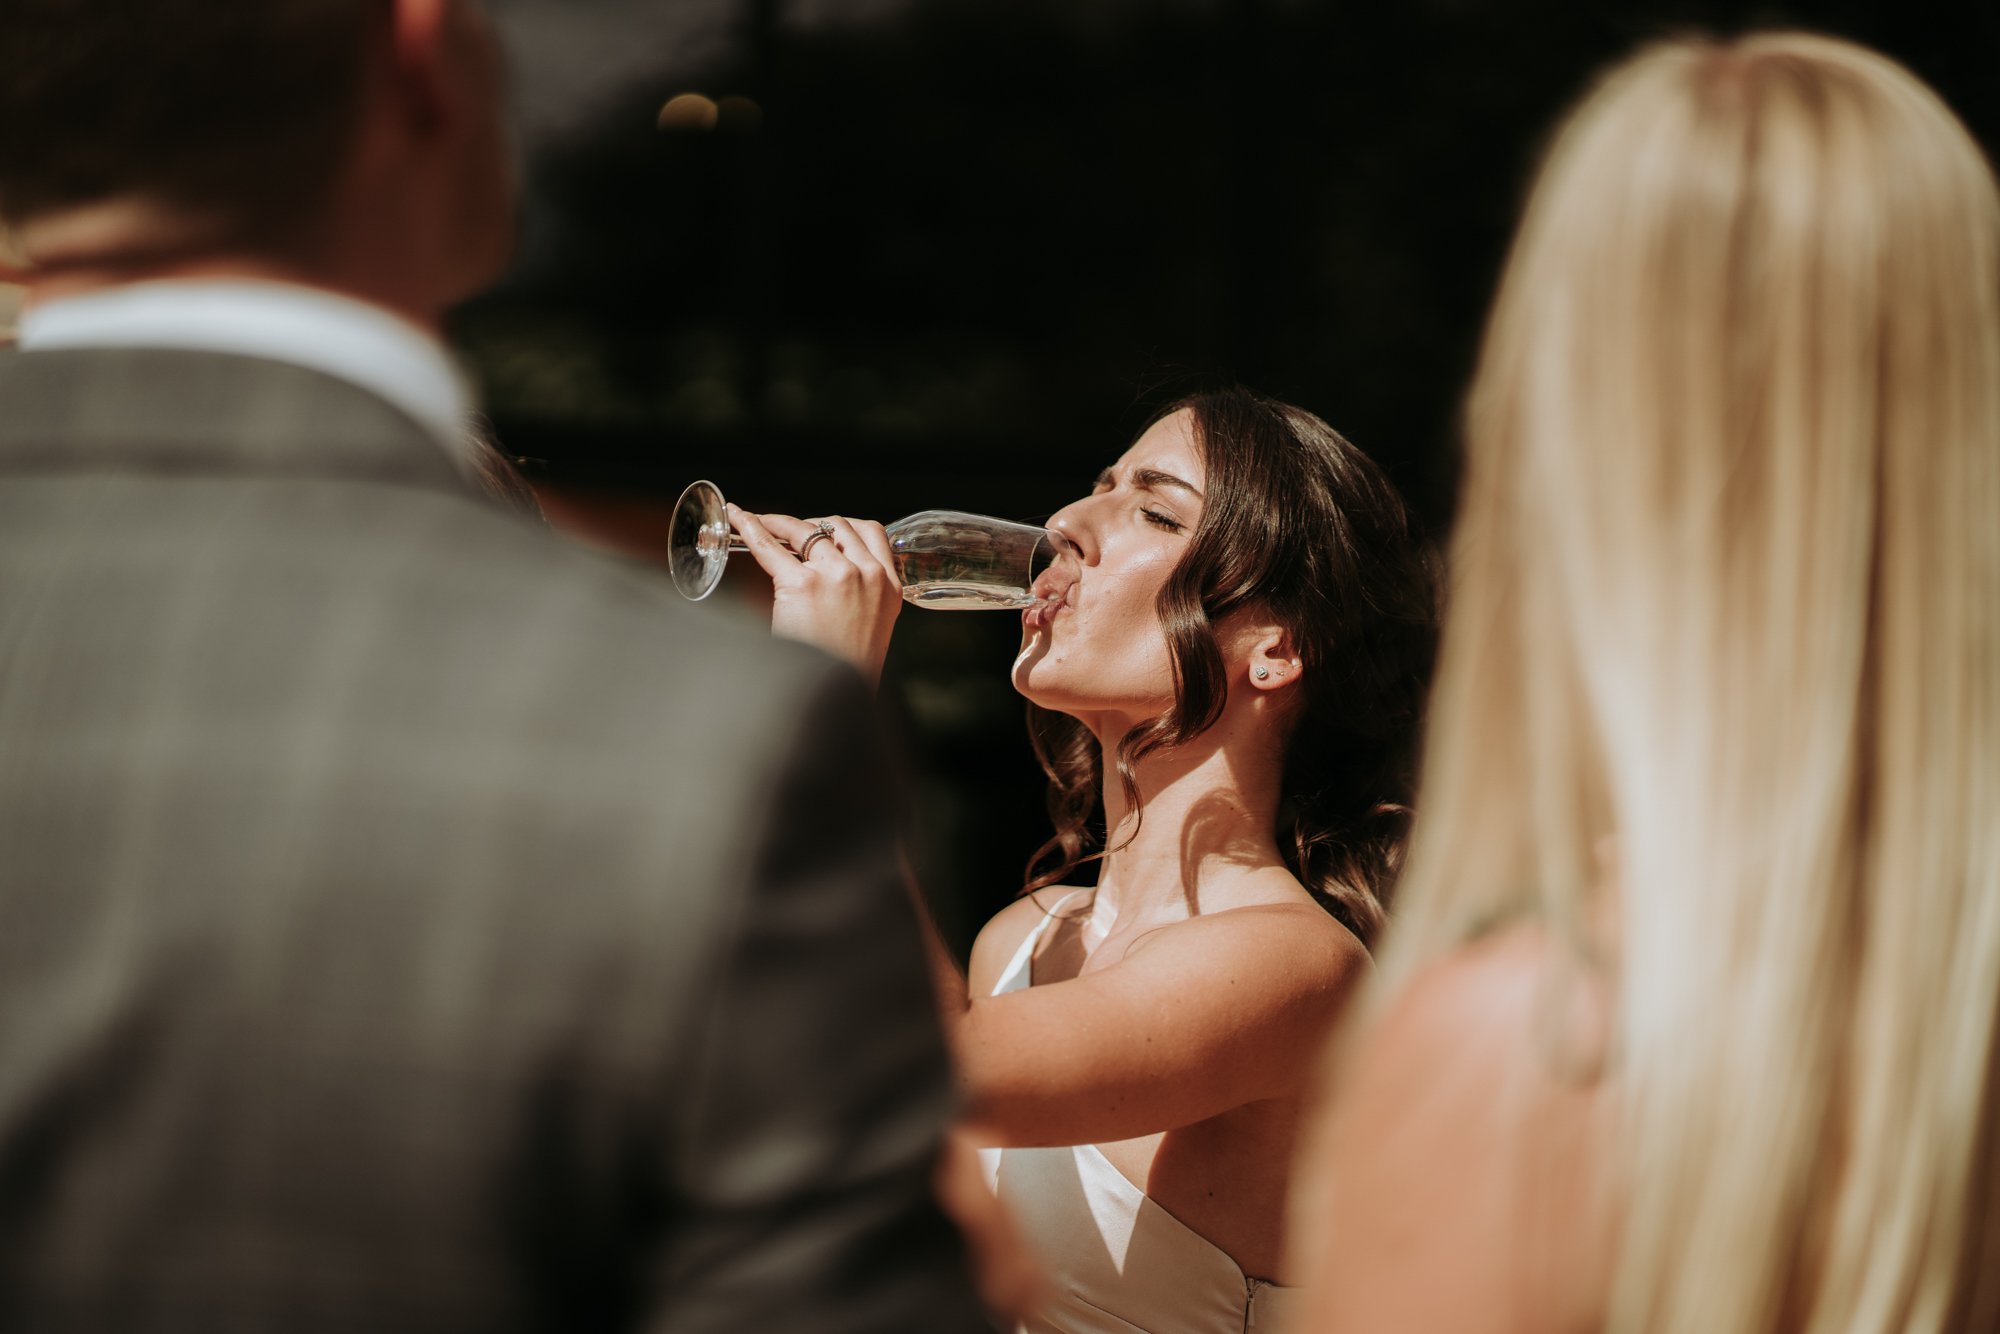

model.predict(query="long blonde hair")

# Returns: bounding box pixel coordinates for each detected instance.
[1381,32,2000,1333]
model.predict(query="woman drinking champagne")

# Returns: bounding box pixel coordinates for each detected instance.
[733,387,1437,1333]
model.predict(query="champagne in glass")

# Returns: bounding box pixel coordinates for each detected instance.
[668,479,1056,608]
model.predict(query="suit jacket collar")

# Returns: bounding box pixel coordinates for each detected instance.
[16,280,471,458]
[0,347,478,498]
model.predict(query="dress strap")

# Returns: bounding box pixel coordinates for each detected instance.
[990,888,1092,996]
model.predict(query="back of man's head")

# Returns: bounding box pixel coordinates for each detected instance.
[0,0,389,245]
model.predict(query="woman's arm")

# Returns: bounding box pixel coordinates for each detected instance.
[950,905,1366,1148]
[902,869,1365,1150]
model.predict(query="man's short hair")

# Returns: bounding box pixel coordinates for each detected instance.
[0,0,391,237]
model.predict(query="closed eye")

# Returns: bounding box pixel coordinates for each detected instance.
[1142,508,1185,532]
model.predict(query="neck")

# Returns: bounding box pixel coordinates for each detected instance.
[8,198,447,335]
[1085,695,1289,923]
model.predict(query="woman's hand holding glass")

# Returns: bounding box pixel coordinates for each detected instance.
[728,505,905,684]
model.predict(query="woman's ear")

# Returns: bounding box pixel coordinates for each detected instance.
[1245,628,1303,692]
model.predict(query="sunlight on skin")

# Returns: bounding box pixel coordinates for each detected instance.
[1011,627,1043,675]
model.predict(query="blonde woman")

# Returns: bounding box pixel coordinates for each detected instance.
[1292,32,2000,1334]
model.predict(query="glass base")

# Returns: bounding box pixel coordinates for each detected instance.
[668,479,730,601]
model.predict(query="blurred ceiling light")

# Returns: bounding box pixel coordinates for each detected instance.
[657,92,720,132]
[715,95,764,132]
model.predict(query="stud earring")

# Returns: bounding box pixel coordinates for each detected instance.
[1253,666,1271,681]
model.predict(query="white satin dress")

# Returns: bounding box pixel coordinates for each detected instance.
[979,892,1303,1334]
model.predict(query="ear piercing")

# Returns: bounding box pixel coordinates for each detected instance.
[1253,666,1271,680]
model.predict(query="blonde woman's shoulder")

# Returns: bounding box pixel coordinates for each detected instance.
[1291,922,1618,1334]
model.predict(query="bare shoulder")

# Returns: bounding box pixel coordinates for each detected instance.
[965,888,1092,997]
[1333,923,1613,1179]
[1292,922,1616,1332]
[1364,923,1611,1093]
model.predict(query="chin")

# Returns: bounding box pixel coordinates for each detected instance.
[1011,627,1175,721]
[1011,664,1164,729]
[1009,659,1071,715]
[1009,657,1050,707]
[1012,626,1080,709]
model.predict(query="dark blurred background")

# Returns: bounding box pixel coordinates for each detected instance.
[460,0,2000,950]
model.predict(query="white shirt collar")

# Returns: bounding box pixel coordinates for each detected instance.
[16,280,479,471]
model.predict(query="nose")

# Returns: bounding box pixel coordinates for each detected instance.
[1046,495,1098,564]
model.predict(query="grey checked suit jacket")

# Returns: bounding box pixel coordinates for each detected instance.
[0,347,990,1334]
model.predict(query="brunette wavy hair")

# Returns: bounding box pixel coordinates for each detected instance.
[1022,388,1438,946]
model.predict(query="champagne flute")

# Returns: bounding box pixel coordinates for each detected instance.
[668,479,1057,608]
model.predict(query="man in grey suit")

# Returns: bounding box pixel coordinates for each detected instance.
[0,2,990,1330]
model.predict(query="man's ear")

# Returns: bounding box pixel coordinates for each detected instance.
[386,0,457,132]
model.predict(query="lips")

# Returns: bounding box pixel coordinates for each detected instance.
[1024,566,1075,629]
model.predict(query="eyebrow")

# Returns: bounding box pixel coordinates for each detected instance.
[1094,466,1205,500]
